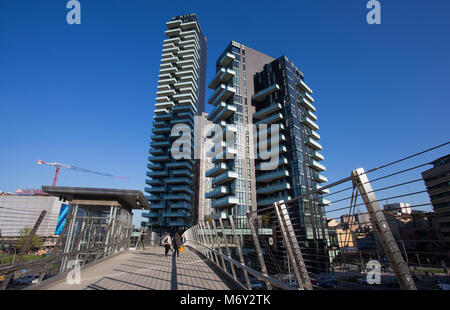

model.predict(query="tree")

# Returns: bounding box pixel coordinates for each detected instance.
[262,214,270,227]
[204,215,213,225]
[15,227,43,252]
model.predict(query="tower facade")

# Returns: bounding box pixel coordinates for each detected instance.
[144,14,207,234]
[205,41,274,225]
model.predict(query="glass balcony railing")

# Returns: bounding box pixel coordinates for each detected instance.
[257,181,291,195]
[211,196,239,209]
[205,186,229,199]
[256,168,289,183]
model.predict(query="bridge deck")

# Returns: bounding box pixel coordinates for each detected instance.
[44,246,233,290]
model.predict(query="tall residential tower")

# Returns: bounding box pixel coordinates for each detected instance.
[143,14,207,234]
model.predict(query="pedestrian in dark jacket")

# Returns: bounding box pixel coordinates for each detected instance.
[172,232,182,258]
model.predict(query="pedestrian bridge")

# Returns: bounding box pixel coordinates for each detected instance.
[37,246,235,290]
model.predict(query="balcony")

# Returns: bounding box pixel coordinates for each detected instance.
[167,161,193,170]
[297,79,313,94]
[256,169,289,183]
[160,66,177,75]
[163,37,181,45]
[156,96,171,103]
[155,101,175,110]
[171,186,193,195]
[212,171,238,186]
[175,69,198,80]
[148,155,170,162]
[219,52,235,67]
[166,19,182,29]
[154,108,169,115]
[167,220,190,227]
[298,97,316,112]
[315,185,330,195]
[161,56,179,64]
[306,137,322,150]
[307,110,317,121]
[208,68,236,90]
[211,104,237,123]
[256,157,288,170]
[165,193,191,201]
[252,84,280,102]
[149,148,164,156]
[153,121,169,128]
[312,151,324,161]
[304,92,314,103]
[257,194,291,207]
[180,21,200,32]
[172,169,191,177]
[163,210,190,218]
[171,202,191,210]
[145,186,166,193]
[142,211,159,218]
[146,171,168,178]
[315,173,328,183]
[303,117,319,131]
[145,179,161,186]
[154,113,173,122]
[310,160,326,172]
[253,103,282,120]
[318,197,331,206]
[205,186,229,199]
[208,102,236,122]
[206,162,227,178]
[256,123,284,138]
[255,112,283,125]
[147,163,163,170]
[257,181,291,195]
[211,125,237,144]
[311,130,320,141]
[212,196,239,209]
[212,147,237,163]
[150,141,171,149]
[208,84,236,106]
[257,133,286,150]
[166,177,192,185]
[152,127,171,134]
[165,28,181,37]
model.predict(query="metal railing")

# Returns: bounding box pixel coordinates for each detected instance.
[184,142,450,290]
[0,211,134,290]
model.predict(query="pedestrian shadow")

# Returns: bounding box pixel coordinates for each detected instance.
[171,253,177,290]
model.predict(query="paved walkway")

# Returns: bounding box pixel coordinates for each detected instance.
[44,246,233,290]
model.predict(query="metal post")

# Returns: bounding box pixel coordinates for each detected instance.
[206,221,220,266]
[198,223,210,260]
[229,216,252,290]
[352,168,417,290]
[246,211,272,290]
[212,220,227,272]
[274,202,312,290]
[219,218,237,281]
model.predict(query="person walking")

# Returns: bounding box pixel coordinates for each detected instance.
[172,232,182,258]
[162,232,172,257]
[140,230,146,250]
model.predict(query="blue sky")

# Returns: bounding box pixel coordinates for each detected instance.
[0,0,449,227]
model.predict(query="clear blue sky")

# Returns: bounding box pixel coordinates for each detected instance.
[1,0,449,227]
